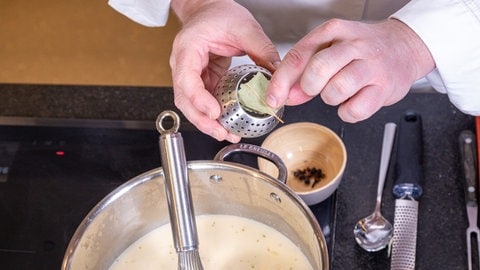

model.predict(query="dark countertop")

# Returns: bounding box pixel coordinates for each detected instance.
[0,83,476,269]
[327,95,474,270]
[0,84,177,123]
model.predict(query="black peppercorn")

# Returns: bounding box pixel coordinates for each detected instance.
[293,166,325,188]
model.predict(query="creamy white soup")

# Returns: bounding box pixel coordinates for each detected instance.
[109,214,314,270]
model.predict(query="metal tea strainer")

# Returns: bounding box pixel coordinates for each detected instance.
[213,64,284,138]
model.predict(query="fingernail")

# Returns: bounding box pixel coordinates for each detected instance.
[266,94,277,108]
[226,133,241,143]
[207,111,216,120]
[210,129,220,140]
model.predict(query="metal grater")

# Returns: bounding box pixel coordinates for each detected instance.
[391,198,418,269]
[390,111,424,270]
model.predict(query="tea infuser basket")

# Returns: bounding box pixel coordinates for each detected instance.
[213,64,284,138]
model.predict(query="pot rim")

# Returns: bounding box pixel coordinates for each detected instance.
[62,160,329,270]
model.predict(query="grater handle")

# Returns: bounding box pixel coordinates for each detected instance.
[393,110,424,199]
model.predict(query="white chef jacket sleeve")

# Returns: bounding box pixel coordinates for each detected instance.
[108,0,171,27]
[392,0,480,115]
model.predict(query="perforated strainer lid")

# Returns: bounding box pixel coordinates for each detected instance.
[213,64,284,138]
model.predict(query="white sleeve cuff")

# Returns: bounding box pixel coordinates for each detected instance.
[108,0,171,27]
[391,0,480,115]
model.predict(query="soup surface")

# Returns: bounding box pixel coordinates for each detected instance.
[109,214,314,270]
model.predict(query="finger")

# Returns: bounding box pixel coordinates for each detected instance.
[301,41,362,97]
[236,20,281,71]
[179,102,241,144]
[245,40,280,72]
[175,91,238,141]
[284,81,315,106]
[175,78,221,121]
[267,22,355,107]
[320,59,374,106]
[171,43,243,143]
[172,64,242,143]
[266,42,317,108]
[337,84,387,123]
[171,46,223,118]
[171,50,226,141]
[225,133,241,144]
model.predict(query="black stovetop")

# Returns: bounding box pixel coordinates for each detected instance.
[1,92,476,270]
[0,123,335,270]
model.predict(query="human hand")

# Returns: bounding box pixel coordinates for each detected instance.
[170,0,280,142]
[267,18,435,122]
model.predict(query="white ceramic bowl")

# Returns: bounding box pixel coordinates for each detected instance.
[259,122,347,205]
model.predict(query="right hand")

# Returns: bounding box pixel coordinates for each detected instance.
[170,0,280,143]
[266,18,435,123]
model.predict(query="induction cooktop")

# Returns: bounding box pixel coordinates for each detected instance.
[0,118,336,270]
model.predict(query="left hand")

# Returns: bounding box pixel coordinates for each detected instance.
[170,0,280,143]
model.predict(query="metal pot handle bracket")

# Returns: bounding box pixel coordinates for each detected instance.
[214,143,288,184]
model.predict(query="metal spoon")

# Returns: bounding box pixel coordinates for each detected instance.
[353,122,396,252]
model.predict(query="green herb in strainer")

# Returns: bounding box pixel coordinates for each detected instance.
[238,72,283,122]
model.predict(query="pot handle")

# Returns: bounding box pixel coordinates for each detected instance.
[214,143,288,184]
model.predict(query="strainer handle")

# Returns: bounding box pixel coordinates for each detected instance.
[214,143,287,184]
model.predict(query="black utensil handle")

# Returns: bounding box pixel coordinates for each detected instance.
[393,110,424,199]
[459,130,478,205]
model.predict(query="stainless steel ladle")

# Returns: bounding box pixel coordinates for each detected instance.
[353,122,396,252]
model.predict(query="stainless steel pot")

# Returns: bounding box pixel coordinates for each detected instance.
[61,113,329,270]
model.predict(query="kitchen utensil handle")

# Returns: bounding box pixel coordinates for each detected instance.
[376,123,397,205]
[459,130,478,205]
[157,110,199,252]
[214,143,288,184]
[393,110,424,199]
[476,117,480,185]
